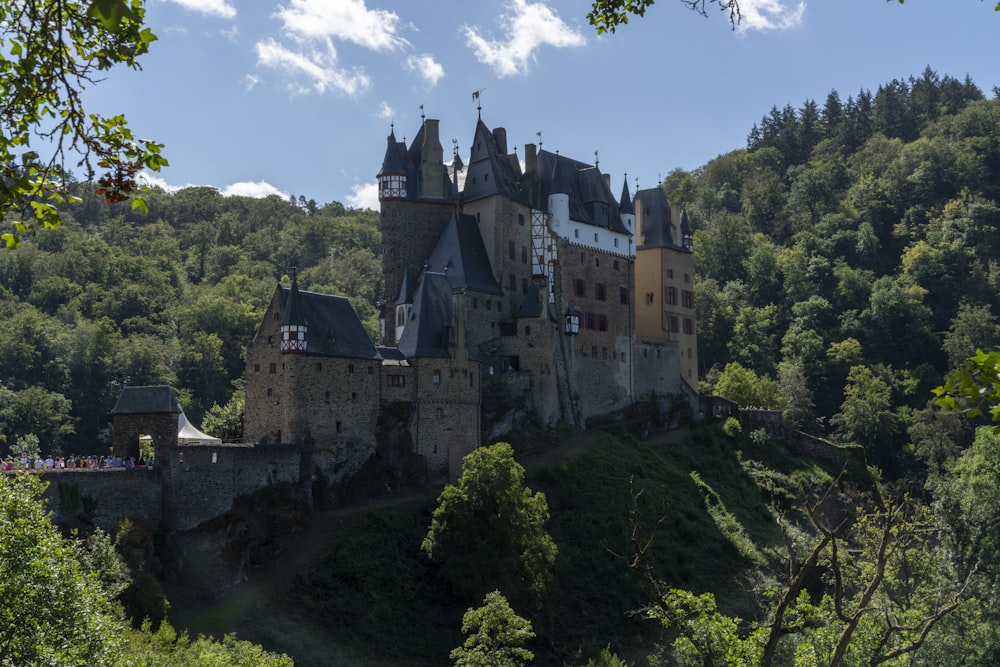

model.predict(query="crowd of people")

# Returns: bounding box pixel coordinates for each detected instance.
[3,454,153,472]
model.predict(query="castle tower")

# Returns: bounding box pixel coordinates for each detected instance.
[377,121,453,346]
[280,268,308,354]
[633,188,698,387]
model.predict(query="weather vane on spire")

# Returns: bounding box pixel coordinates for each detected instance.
[419,104,425,122]
[594,149,599,169]
[537,131,542,150]
[472,88,486,118]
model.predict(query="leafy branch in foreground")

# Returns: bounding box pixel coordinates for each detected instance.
[933,349,1000,427]
[1,0,167,248]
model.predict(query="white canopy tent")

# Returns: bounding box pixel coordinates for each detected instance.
[139,411,222,446]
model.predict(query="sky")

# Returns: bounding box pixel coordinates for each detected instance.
[84,0,1000,211]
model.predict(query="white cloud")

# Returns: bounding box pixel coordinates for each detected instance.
[376,101,394,120]
[405,54,445,87]
[222,181,288,198]
[272,0,408,51]
[256,37,371,95]
[463,0,585,77]
[256,0,407,95]
[346,181,379,210]
[162,0,236,20]
[737,0,806,32]
[139,172,287,199]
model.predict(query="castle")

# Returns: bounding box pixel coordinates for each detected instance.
[243,113,699,484]
[51,113,699,535]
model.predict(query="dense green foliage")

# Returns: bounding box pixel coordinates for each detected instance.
[0,187,380,456]
[685,70,1000,475]
[0,0,167,247]
[422,443,558,608]
[450,590,536,667]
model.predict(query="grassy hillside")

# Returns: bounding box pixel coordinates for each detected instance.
[168,420,847,666]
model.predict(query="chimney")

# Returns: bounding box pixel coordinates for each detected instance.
[525,143,537,175]
[492,127,507,156]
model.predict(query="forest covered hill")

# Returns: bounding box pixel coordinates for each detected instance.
[3,67,1000,665]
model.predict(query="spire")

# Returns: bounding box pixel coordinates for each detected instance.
[618,175,634,214]
[280,268,308,354]
[680,208,694,252]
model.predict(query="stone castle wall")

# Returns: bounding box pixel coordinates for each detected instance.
[380,199,453,345]
[35,468,162,532]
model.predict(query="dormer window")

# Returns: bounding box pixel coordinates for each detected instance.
[378,173,405,199]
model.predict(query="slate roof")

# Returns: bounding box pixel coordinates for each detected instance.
[425,213,503,295]
[397,273,454,359]
[377,129,407,178]
[635,187,678,249]
[282,270,306,326]
[619,176,634,215]
[110,385,182,415]
[279,286,379,359]
[395,268,416,305]
[535,150,631,235]
[462,119,527,205]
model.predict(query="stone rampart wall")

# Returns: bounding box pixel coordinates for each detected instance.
[33,468,162,532]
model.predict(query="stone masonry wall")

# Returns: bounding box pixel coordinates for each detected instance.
[35,468,162,532]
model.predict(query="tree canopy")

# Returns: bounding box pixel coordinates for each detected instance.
[0,0,167,247]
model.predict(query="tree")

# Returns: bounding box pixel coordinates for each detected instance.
[711,361,783,409]
[1,0,167,247]
[422,443,557,606]
[450,590,535,667]
[587,0,742,33]
[0,473,125,665]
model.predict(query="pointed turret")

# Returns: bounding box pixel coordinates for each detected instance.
[680,208,693,252]
[377,129,407,200]
[618,176,634,215]
[280,268,308,354]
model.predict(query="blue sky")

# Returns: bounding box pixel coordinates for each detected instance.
[84,0,1000,211]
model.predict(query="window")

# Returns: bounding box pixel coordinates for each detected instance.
[683,318,695,335]
[666,269,673,279]
[267,387,273,397]
[669,315,679,333]
[614,238,619,248]
[574,229,580,238]
[684,273,691,283]
[595,283,606,301]
[665,286,677,305]
[509,240,515,260]
[274,312,281,320]
[522,246,528,264]
[336,421,343,434]
[518,213,525,226]
[316,362,323,371]
[254,364,260,372]
[433,370,441,385]
[267,335,273,344]
[614,260,619,270]
[348,364,355,374]
[487,300,492,311]
[620,287,629,305]
[525,325,531,336]
[595,257,600,267]
[269,363,276,374]
[509,273,516,290]
[573,278,586,297]
[602,347,608,360]
[368,366,374,375]
[522,278,529,294]
[598,314,608,332]
[325,390,330,400]
[591,346,597,357]
[594,233,598,242]
[212,452,217,464]
[436,407,444,418]
[581,253,586,264]
[388,374,405,387]
[473,297,479,309]
[645,292,654,305]
[682,290,694,309]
